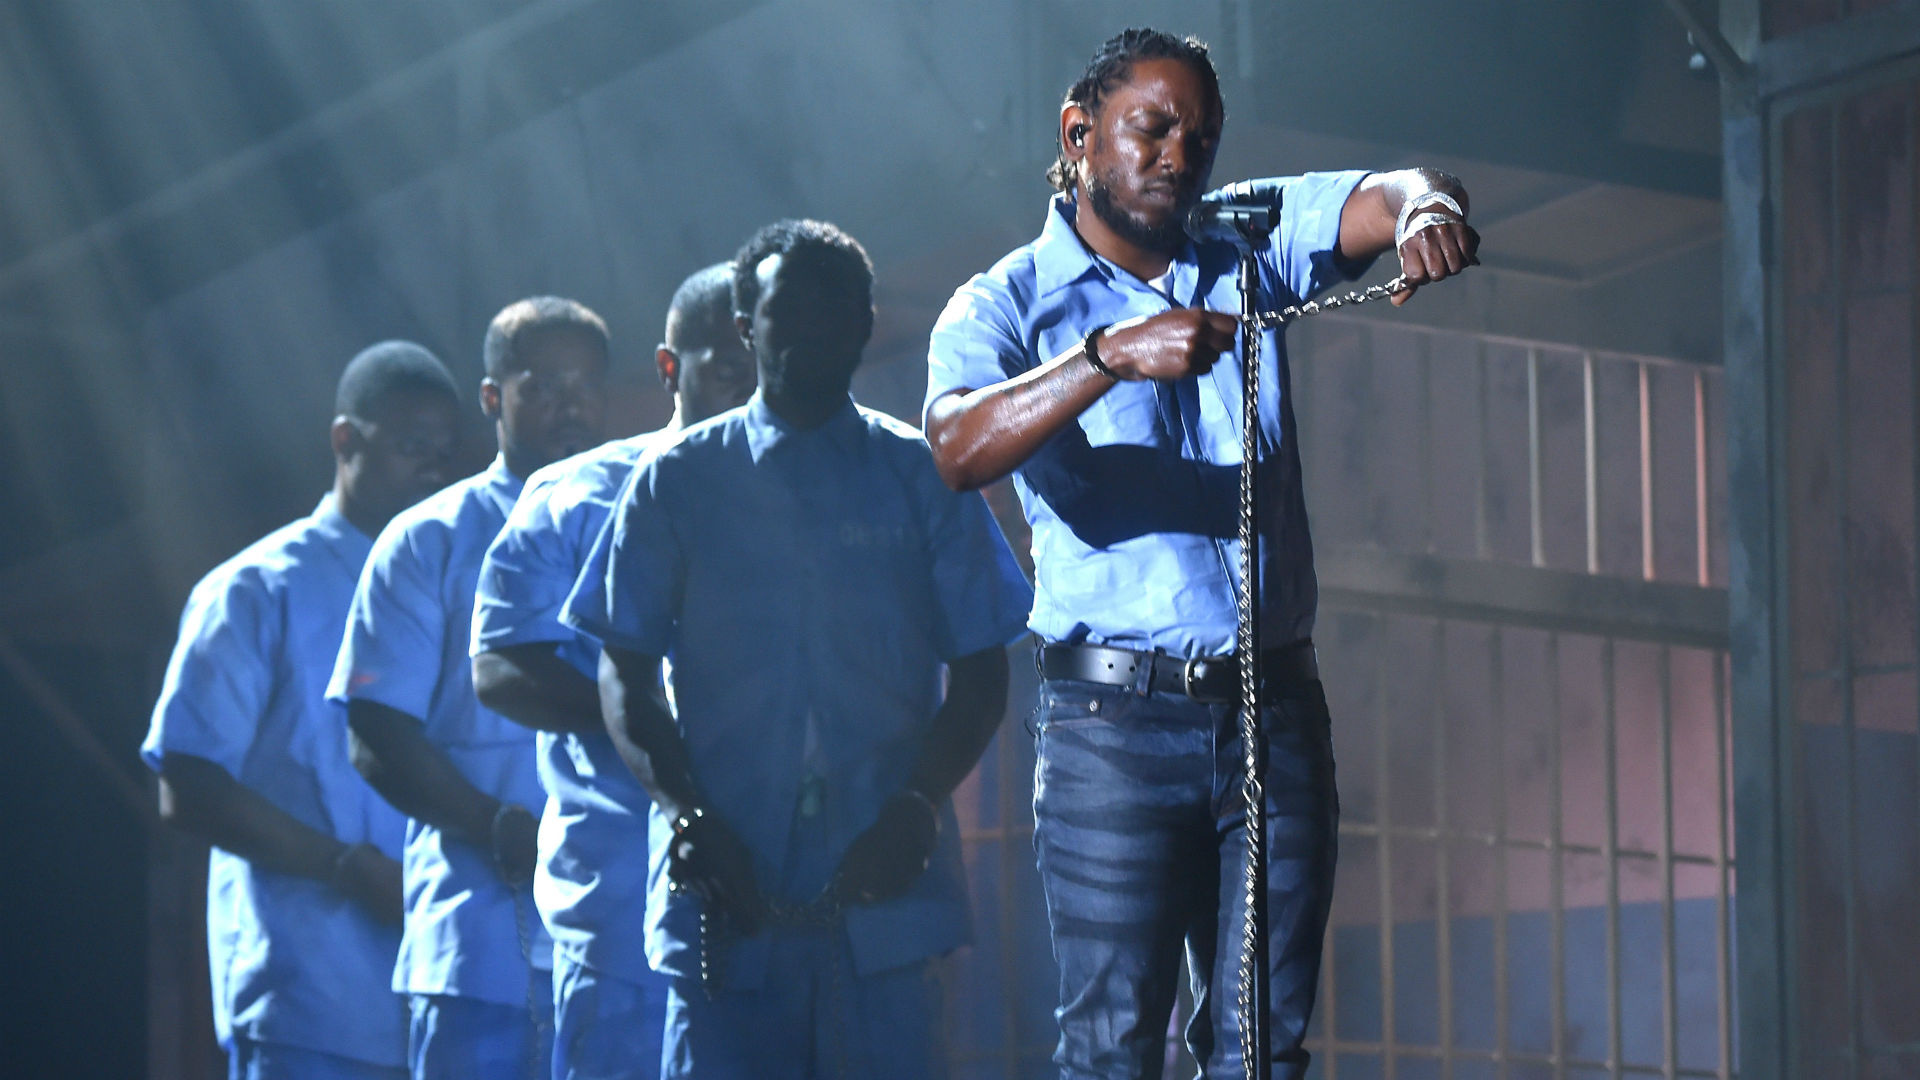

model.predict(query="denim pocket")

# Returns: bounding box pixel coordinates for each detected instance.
[1034,678,1133,734]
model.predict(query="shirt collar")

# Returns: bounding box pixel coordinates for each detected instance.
[310,492,377,553]
[311,492,358,536]
[742,390,865,464]
[1033,191,1204,304]
[486,453,527,497]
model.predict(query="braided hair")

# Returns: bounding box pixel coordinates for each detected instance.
[1047,28,1224,192]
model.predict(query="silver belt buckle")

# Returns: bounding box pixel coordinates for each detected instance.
[1185,656,1229,704]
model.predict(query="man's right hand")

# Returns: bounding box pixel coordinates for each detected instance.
[1097,308,1240,381]
[332,843,405,927]
[669,811,763,936]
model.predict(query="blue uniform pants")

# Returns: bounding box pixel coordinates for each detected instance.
[552,948,670,1080]
[228,1037,408,1080]
[660,927,945,1080]
[406,971,555,1080]
[1032,677,1340,1080]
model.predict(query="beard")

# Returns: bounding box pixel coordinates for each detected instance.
[760,343,859,402]
[1084,167,1196,255]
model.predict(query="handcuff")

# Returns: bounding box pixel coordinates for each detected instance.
[666,806,708,895]
[489,802,537,888]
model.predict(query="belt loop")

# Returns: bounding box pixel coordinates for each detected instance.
[1131,647,1158,697]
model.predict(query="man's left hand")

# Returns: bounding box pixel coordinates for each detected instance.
[1392,214,1480,306]
[831,791,939,906]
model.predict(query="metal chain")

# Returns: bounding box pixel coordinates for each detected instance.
[1234,253,1266,1080]
[1251,274,1411,329]
[509,884,547,1080]
[1231,268,1409,1079]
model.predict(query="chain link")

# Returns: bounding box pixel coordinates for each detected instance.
[1234,255,1266,1080]
[1251,274,1410,329]
[1233,266,1409,1079]
[509,884,547,1080]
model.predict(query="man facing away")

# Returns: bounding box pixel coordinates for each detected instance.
[330,298,611,1080]
[924,28,1480,1080]
[144,341,460,1080]
[469,263,755,1080]
[564,220,1034,1080]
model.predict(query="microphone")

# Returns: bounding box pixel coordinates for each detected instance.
[1183,184,1282,246]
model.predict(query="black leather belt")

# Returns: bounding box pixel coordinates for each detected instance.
[1036,639,1319,704]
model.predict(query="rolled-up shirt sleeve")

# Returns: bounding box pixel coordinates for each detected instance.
[1267,169,1373,302]
[923,272,1030,426]
[911,455,1034,660]
[328,522,444,722]
[472,475,573,656]
[562,456,678,659]
[142,571,274,777]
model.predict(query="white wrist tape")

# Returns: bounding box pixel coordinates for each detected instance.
[1397,211,1461,249]
[1396,191,1464,248]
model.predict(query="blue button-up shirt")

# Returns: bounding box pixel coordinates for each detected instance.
[328,457,553,1005]
[142,495,408,1065]
[925,172,1370,657]
[562,395,1033,987]
[470,434,667,989]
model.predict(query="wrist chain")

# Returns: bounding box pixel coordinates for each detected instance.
[1250,274,1410,329]
[490,802,533,887]
[697,885,844,999]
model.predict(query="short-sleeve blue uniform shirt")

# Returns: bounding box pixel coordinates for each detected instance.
[328,457,552,1006]
[142,495,408,1066]
[924,173,1370,657]
[563,395,1033,988]
[470,434,666,989]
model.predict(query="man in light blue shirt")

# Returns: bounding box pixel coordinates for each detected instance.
[331,298,613,1080]
[924,29,1480,1080]
[144,341,461,1080]
[565,220,1033,1080]
[470,264,754,1080]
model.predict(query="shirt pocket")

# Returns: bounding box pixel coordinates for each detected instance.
[1086,380,1170,448]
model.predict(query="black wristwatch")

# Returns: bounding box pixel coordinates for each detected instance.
[1083,324,1118,380]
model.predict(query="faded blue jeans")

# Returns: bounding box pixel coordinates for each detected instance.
[1032,676,1339,1080]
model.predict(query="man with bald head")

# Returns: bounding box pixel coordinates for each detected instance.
[470,264,754,1080]
[331,298,612,1080]
[144,340,460,1080]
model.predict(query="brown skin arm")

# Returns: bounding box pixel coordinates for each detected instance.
[473,643,604,735]
[926,169,1478,493]
[926,309,1239,492]
[346,699,536,884]
[157,751,402,924]
[599,647,763,932]
[831,645,1011,904]
[1337,168,1479,305]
